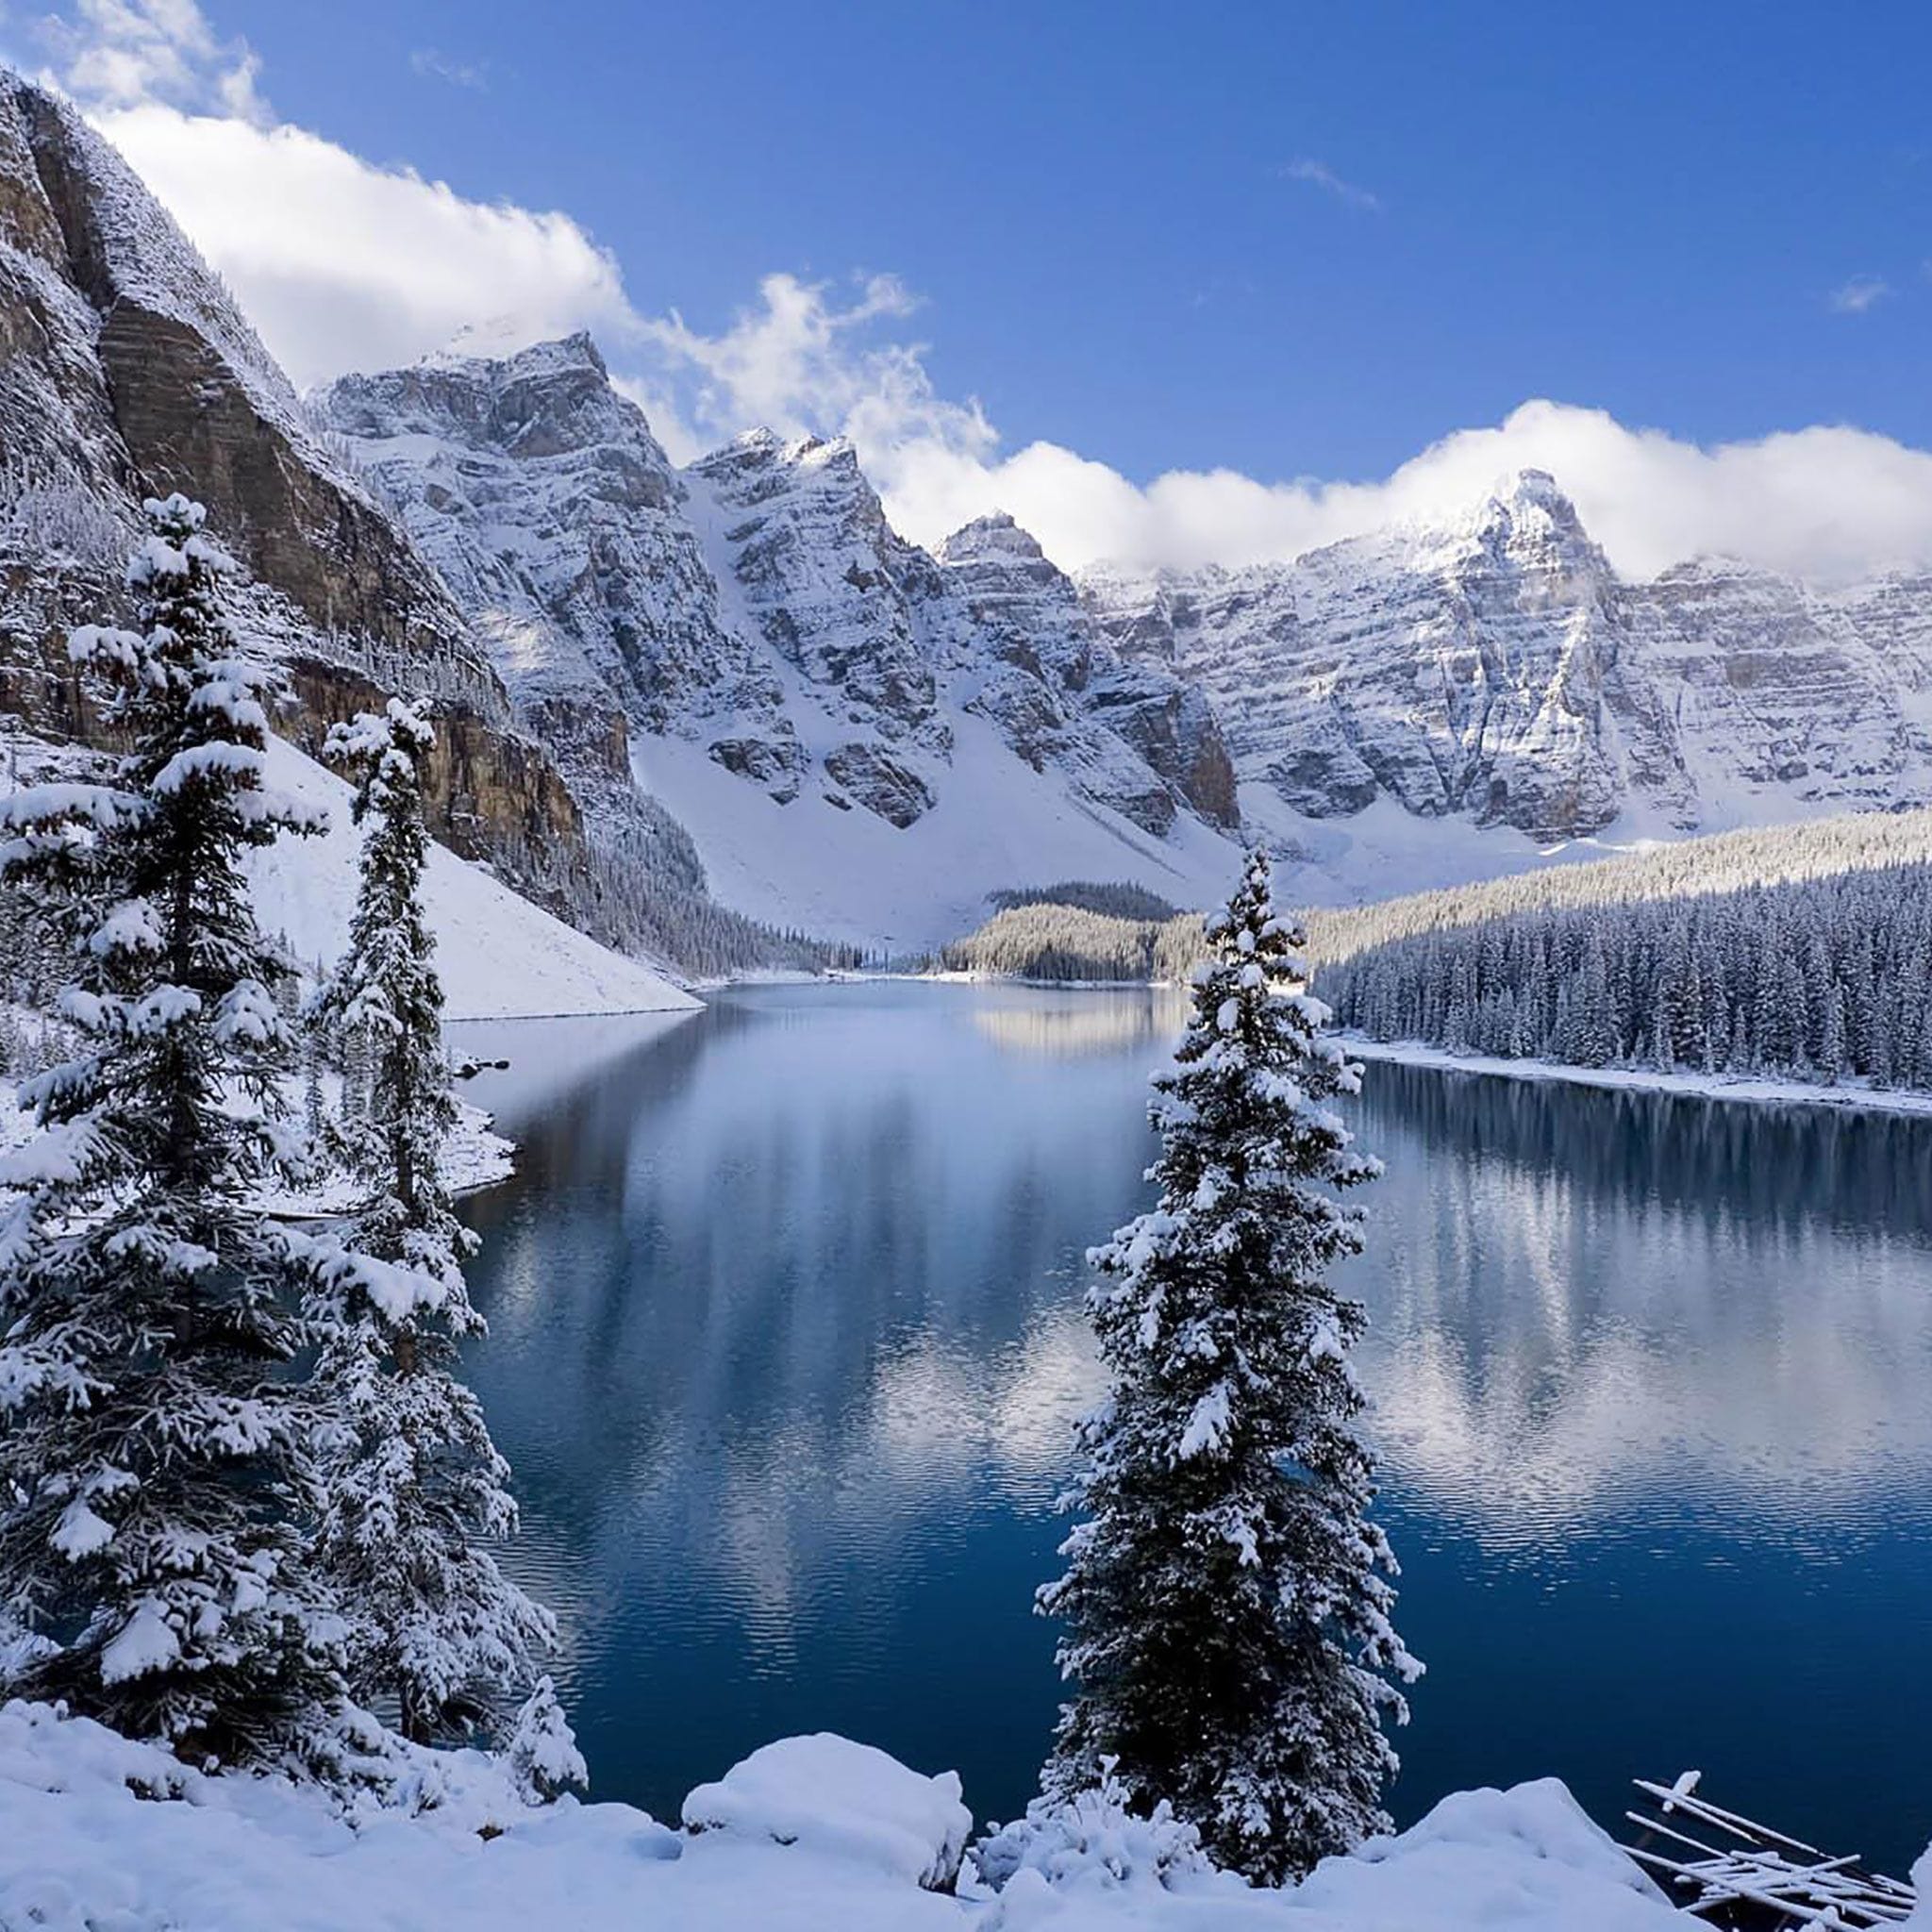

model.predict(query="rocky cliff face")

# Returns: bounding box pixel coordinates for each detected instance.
[318,345,1239,853]
[316,335,772,748]
[1083,471,1932,841]
[0,72,588,909]
[935,512,1237,832]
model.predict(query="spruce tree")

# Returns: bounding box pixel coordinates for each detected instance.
[0,495,343,1763]
[1040,850,1420,1885]
[306,699,556,1745]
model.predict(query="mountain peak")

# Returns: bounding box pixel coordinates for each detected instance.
[423,326,608,380]
[1451,466,1599,566]
[1491,466,1584,528]
[937,510,1048,567]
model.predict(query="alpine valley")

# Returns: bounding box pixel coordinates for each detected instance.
[6,63,1932,966]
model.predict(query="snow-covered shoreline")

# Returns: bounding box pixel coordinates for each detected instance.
[0,1079,515,1214]
[255,1095,515,1216]
[1338,1033,1932,1118]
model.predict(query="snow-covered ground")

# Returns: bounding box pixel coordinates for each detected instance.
[0,1699,1702,1931]
[1340,1034,1932,1117]
[249,735,700,1021]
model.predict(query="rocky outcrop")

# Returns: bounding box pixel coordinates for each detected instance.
[820,741,933,826]
[937,512,1238,831]
[690,429,946,749]
[0,70,587,915]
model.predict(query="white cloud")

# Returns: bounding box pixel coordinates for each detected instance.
[634,272,993,469]
[1281,157,1383,212]
[631,278,1932,585]
[19,0,638,387]
[90,104,640,389]
[1828,275,1890,314]
[888,404,1932,585]
[18,2,1932,588]
[409,47,488,92]
[33,0,267,121]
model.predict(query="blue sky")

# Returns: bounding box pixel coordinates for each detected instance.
[213,0,1928,480]
[8,0,1932,578]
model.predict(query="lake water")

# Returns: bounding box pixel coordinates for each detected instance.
[455,982,1932,1872]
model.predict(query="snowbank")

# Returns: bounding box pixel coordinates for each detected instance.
[682,1733,972,1890]
[247,735,700,1021]
[0,1698,1709,1931]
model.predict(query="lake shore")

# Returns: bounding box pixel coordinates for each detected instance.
[1337,1033,1932,1117]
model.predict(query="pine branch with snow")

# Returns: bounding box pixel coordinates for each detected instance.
[0,495,343,1766]
[304,699,556,1746]
[1040,849,1420,1884]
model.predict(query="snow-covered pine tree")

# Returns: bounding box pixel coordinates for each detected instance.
[306,698,556,1746]
[1040,849,1421,1885]
[0,495,344,1764]
[506,1674,589,1805]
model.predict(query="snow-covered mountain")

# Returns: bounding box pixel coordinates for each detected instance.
[1082,470,1932,855]
[319,322,1932,939]
[10,60,1932,957]
[313,338,1244,946]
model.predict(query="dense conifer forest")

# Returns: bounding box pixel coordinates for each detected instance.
[1315,858,1932,1088]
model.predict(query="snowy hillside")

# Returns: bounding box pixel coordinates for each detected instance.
[247,737,698,1020]
[632,712,1239,952]
[0,1700,1698,1931]
[1302,801,1932,962]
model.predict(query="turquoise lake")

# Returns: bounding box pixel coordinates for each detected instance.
[455,981,1932,1872]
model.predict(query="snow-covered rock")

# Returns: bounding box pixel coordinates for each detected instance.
[682,1733,972,1890]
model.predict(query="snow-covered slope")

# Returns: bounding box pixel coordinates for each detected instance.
[633,712,1240,952]
[248,737,698,1020]
[0,1699,1695,1931]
